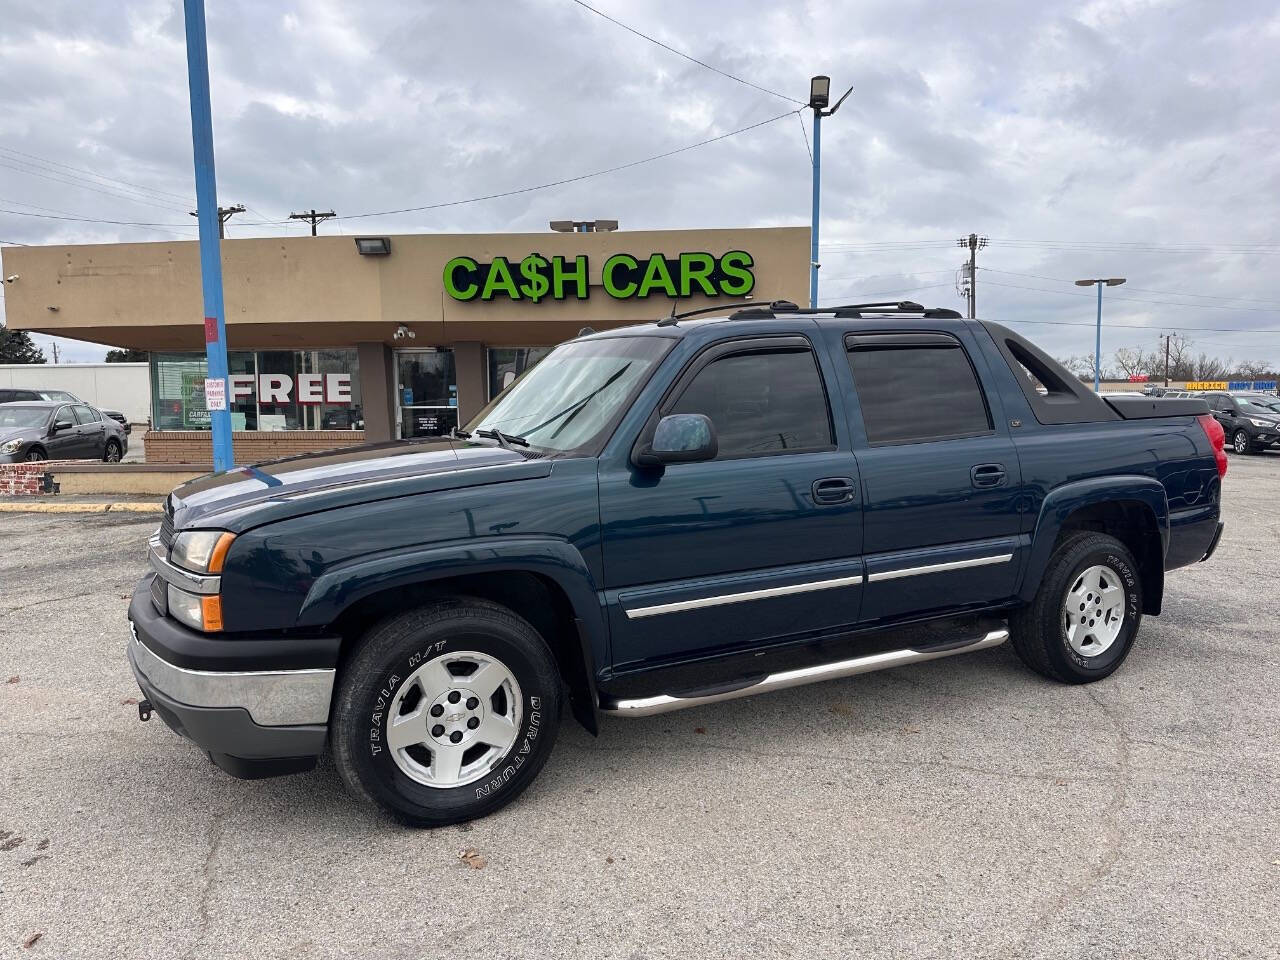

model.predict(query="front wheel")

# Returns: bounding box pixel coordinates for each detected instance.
[1231,429,1252,455]
[1010,532,1143,684]
[332,598,562,826]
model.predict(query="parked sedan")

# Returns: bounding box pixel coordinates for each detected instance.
[0,401,129,463]
[36,389,130,434]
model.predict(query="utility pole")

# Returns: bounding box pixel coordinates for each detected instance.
[183,0,234,471]
[956,234,988,318]
[1163,333,1172,387]
[807,76,853,308]
[51,341,60,364]
[188,203,245,239]
[288,208,336,236]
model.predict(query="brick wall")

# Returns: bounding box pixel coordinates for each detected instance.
[0,462,54,495]
[143,430,368,465]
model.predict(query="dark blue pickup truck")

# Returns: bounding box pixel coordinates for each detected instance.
[128,300,1227,825]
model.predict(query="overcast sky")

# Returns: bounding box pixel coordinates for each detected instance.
[1,0,1277,368]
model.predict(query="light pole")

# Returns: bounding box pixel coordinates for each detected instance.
[1075,277,1126,392]
[808,76,852,308]
[183,0,234,471]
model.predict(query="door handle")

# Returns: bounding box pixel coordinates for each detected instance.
[971,463,1007,488]
[812,477,857,505]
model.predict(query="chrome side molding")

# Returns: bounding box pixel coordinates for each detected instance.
[867,553,1012,583]
[624,572,863,620]
[600,628,1009,718]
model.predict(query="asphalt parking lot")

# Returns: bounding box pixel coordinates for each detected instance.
[1,454,1277,959]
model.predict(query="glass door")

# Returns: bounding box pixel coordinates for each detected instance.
[396,348,458,438]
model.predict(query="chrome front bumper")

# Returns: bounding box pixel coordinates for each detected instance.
[127,622,335,727]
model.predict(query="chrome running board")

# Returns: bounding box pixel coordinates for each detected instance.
[600,628,1009,718]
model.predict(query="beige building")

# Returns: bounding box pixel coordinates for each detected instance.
[2,226,809,463]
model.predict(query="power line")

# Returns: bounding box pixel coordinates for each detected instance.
[568,0,804,106]
[979,267,1280,305]
[333,108,800,221]
[796,112,812,163]
[0,145,194,206]
[0,238,30,246]
[979,279,1280,328]
[288,209,337,235]
[819,281,953,303]
[0,157,192,215]
[0,207,195,227]
[979,276,1280,314]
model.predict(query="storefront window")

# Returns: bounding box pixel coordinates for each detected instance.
[487,347,554,400]
[397,349,457,438]
[150,349,362,432]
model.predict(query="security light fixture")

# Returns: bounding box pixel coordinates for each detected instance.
[4,275,17,283]
[354,237,392,256]
[809,76,831,110]
[1075,278,1126,287]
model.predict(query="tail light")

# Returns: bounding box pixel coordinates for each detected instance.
[1197,414,1228,479]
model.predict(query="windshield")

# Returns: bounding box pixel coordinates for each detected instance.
[1240,398,1280,414]
[0,406,51,429]
[467,336,671,453]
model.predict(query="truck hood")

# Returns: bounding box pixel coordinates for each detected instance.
[168,438,550,532]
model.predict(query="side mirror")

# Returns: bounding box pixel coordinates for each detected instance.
[52,419,74,434]
[634,413,717,467]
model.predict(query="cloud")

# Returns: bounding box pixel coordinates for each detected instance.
[0,0,1277,365]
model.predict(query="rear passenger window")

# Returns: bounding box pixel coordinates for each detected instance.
[847,341,992,444]
[669,347,833,458]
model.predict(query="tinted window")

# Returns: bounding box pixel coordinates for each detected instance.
[848,343,991,444]
[71,404,98,424]
[53,405,74,425]
[669,346,832,457]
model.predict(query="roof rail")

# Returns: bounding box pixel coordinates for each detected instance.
[656,300,772,327]
[728,300,963,320]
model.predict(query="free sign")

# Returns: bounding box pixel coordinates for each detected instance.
[227,373,353,404]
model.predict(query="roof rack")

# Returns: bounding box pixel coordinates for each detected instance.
[728,300,963,320]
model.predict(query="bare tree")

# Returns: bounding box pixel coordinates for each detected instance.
[1192,353,1230,379]
[1166,335,1195,380]
[1112,347,1157,379]
[1232,360,1276,380]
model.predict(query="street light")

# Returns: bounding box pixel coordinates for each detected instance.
[808,75,852,308]
[1075,277,1127,392]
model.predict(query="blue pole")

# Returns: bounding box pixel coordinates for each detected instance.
[183,0,234,472]
[1094,281,1103,393]
[809,110,821,309]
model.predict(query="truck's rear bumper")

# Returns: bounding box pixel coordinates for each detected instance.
[1166,505,1222,570]
[127,580,332,779]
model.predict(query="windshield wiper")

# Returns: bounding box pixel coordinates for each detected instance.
[476,428,529,449]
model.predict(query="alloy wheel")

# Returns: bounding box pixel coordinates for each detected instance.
[1062,564,1126,658]
[384,650,522,789]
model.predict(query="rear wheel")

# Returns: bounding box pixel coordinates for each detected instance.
[332,597,562,826]
[1010,532,1142,684]
[1231,429,1252,454]
[103,439,122,463]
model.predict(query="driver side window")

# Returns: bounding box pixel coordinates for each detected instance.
[667,346,833,459]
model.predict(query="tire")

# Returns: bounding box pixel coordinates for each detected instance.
[1009,532,1143,684]
[24,447,47,462]
[332,597,562,827]
[103,439,122,463]
[1231,429,1251,455]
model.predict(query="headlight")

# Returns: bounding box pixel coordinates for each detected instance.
[1247,418,1274,428]
[167,583,223,632]
[170,530,236,574]
[0,439,22,454]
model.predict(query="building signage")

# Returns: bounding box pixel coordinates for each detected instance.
[226,373,353,404]
[1186,381,1229,391]
[1228,379,1277,391]
[442,251,755,302]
